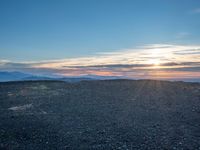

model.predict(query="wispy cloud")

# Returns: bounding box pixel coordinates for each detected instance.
[175,32,190,39]
[0,44,200,80]
[191,8,200,14]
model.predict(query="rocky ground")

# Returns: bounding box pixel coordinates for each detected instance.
[0,80,200,150]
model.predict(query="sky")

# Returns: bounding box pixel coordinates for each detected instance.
[0,0,200,81]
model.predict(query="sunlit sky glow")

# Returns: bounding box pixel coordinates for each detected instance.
[1,44,200,80]
[0,0,200,81]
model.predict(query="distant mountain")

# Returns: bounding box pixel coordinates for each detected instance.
[58,75,123,82]
[23,76,95,82]
[79,74,123,80]
[0,71,31,81]
[1,71,199,83]
[22,76,54,81]
[0,71,122,82]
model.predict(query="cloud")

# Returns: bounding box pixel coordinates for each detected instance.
[0,44,200,80]
[0,62,32,68]
[29,44,200,68]
[191,8,200,14]
[175,32,190,39]
[174,48,200,55]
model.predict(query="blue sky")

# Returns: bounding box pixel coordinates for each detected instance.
[0,0,200,81]
[0,0,200,61]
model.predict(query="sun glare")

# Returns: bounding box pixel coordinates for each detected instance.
[148,59,160,66]
[146,48,162,66]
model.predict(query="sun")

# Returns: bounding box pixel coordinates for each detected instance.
[147,59,161,66]
[146,48,162,66]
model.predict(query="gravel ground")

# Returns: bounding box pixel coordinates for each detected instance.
[0,80,200,150]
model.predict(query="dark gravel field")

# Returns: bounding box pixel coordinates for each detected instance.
[0,80,200,150]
